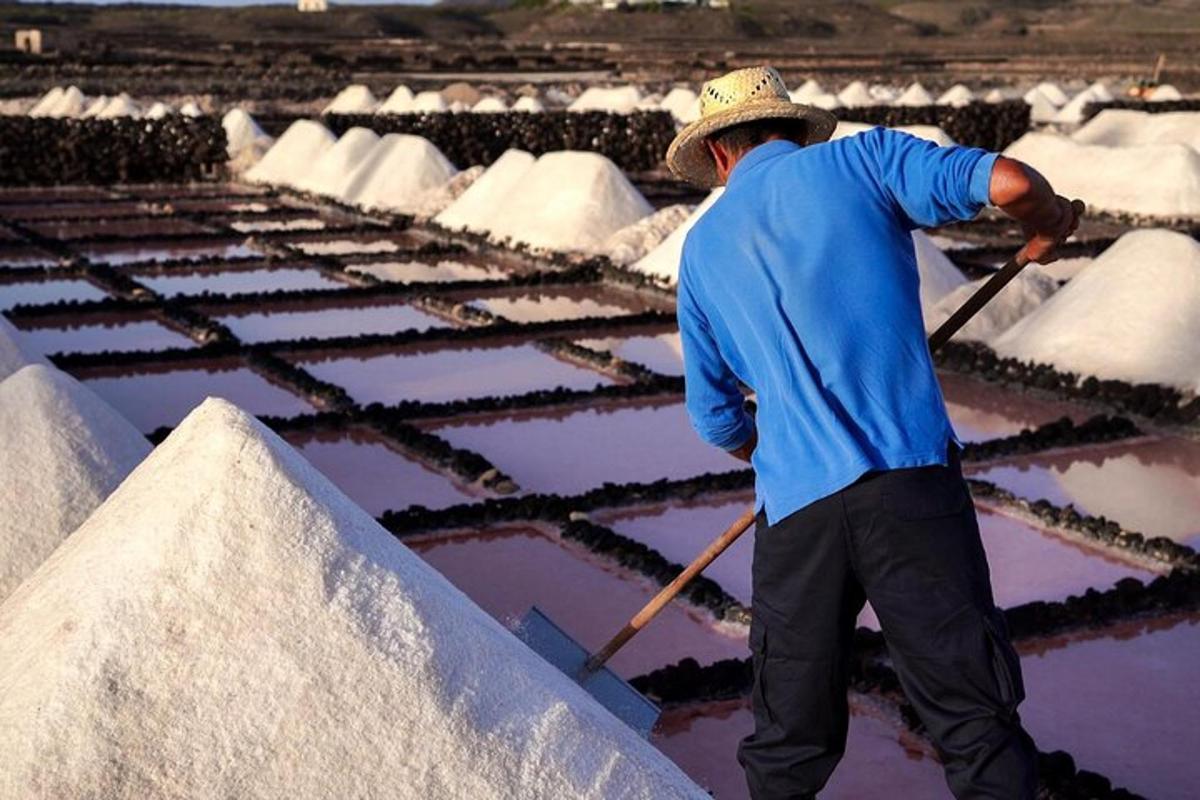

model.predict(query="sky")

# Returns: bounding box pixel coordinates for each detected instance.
[23,0,441,5]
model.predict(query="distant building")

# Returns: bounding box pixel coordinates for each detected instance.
[297,0,328,12]
[15,29,43,54]
[573,0,729,8]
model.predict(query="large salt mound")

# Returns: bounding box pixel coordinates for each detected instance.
[26,86,63,117]
[603,204,693,266]
[245,119,337,185]
[568,86,642,114]
[434,148,536,233]
[410,165,485,221]
[512,95,545,113]
[1004,132,1200,217]
[1150,84,1183,102]
[837,80,875,108]
[0,398,705,799]
[222,108,273,161]
[1031,81,1068,107]
[1072,109,1200,150]
[938,84,974,107]
[378,85,415,114]
[293,126,381,197]
[630,189,723,285]
[912,230,968,314]
[895,82,934,107]
[924,267,1058,342]
[96,92,139,119]
[993,230,1200,391]
[660,87,700,123]
[0,316,46,380]
[340,134,457,213]
[48,86,86,118]
[412,91,448,113]
[484,151,653,253]
[833,121,957,147]
[1024,89,1060,124]
[323,84,378,115]
[0,364,149,602]
[791,79,823,101]
[472,96,508,113]
[1052,88,1105,125]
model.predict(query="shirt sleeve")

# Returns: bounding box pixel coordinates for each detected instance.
[677,264,754,452]
[860,127,998,229]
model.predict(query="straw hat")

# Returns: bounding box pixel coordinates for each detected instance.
[666,66,838,188]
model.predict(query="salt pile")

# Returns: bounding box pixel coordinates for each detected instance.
[1031,81,1069,107]
[1004,132,1200,217]
[412,91,448,113]
[293,126,380,197]
[984,88,1009,104]
[28,85,85,118]
[938,84,975,107]
[837,81,876,108]
[0,399,705,799]
[630,189,723,284]
[1150,84,1183,102]
[895,82,934,107]
[911,230,968,314]
[409,165,485,221]
[925,267,1058,342]
[483,151,652,253]
[568,86,643,114]
[80,95,110,119]
[1052,87,1106,125]
[245,119,337,185]
[340,134,457,213]
[660,87,700,123]
[434,148,536,233]
[808,93,842,110]
[1024,89,1061,124]
[0,315,47,379]
[993,230,1200,391]
[1072,109,1200,150]
[0,364,149,602]
[323,84,378,115]
[222,108,274,168]
[603,204,693,265]
[472,96,508,113]
[179,101,203,117]
[96,92,139,119]
[379,85,415,114]
[512,95,545,113]
[791,79,823,102]
[869,84,899,104]
[144,101,174,119]
[833,122,956,147]
[26,86,63,117]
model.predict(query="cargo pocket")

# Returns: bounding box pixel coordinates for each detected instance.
[982,609,1025,720]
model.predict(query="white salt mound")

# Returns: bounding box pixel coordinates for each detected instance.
[144,101,174,119]
[925,267,1058,342]
[938,84,974,107]
[293,126,381,197]
[96,92,139,119]
[1004,132,1200,217]
[1150,84,1183,102]
[984,88,1008,104]
[792,79,823,101]
[179,101,203,117]
[378,85,415,114]
[434,148,537,232]
[483,151,652,253]
[869,84,898,104]
[568,86,643,114]
[833,122,956,147]
[512,95,545,113]
[472,96,508,113]
[837,80,875,108]
[895,82,934,107]
[661,87,700,123]
[48,86,86,118]
[27,86,63,117]
[341,133,458,213]
[1072,109,1200,150]
[1087,81,1114,103]
[0,398,705,800]
[1052,88,1104,125]
[222,108,272,158]
[1024,88,1060,123]
[245,119,337,185]
[0,315,47,380]
[322,84,378,115]
[631,189,723,285]
[603,204,694,266]
[808,93,842,110]
[412,91,448,112]
[1031,82,1069,107]
[80,95,109,119]
[410,165,485,221]
[912,230,968,314]
[994,230,1200,391]
[0,364,149,602]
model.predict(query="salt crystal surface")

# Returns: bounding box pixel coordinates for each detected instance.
[568,86,642,114]
[911,230,968,314]
[993,230,1200,391]
[1149,84,1183,102]
[483,151,653,253]
[0,364,148,601]
[660,87,700,123]
[341,134,458,213]
[837,81,875,108]
[409,164,484,220]
[245,119,337,186]
[322,84,378,115]
[412,90,448,112]
[472,96,508,113]
[894,82,934,107]
[1004,132,1200,216]
[924,267,1058,342]
[0,315,47,381]
[292,126,380,197]
[937,84,974,107]
[434,149,536,233]
[603,204,693,265]
[630,189,723,284]
[378,85,415,114]
[0,398,706,798]
[512,95,545,113]
[1072,109,1200,150]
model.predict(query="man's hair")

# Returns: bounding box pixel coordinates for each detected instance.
[709,118,810,156]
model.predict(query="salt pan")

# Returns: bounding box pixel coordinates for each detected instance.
[434,149,536,232]
[0,398,705,799]
[0,364,149,601]
[245,119,337,185]
[993,229,1200,391]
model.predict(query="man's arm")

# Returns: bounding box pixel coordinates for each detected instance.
[988,156,1083,264]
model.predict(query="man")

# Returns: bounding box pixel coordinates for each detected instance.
[666,66,1081,799]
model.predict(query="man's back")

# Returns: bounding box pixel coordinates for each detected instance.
[678,129,997,524]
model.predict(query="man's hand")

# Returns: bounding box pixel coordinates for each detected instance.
[989,157,1085,264]
[728,427,757,464]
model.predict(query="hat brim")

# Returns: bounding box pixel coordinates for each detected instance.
[666,100,838,189]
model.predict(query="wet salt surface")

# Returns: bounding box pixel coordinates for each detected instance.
[80,240,262,266]
[216,301,447,345]
[0,278,107,310]
[229,218,327,233]
[18,317,194,356]
[284,427,477,515]
[0,186,114,203]
[601,500,1151,630]
[1019,615,1200,800]
[970,437,1200,548]
[127,183,267,200]
[431,401,745,496]
[0,247,64,269]
[0,201,153,220]
[467,287,658,323]
[138,267,345,298]
[82,361,315,432]
[939,372,1090,443]
[293,238,404,256]
[302,342,612,406]
[577,332,685,376]
[27,217,212,240]
[409,525,746,678]
[654,698,947,799]
[348,259,506,284]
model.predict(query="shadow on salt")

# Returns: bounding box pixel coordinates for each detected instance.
[285,426,479,515]
[969,436,1200,548]
[300,341,613,406]
[216,300,447,345]
[939,372,1091,443]
[409,525,746,678]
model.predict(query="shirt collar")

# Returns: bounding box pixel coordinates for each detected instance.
[727,139,802,186]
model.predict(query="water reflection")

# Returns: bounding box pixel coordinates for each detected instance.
[577,332,685,377]
[217,301,446,345]
[138,267,344,298]
[0,278,107,309]
[938,371,1091,442]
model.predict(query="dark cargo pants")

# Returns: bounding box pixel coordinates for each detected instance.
[737,449,1038,799]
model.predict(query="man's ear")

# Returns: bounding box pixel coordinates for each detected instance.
[706,139,732,180]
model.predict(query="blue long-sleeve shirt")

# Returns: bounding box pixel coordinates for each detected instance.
[678,131,997,525]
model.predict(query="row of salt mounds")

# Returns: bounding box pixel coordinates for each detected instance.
[1004,132,1200,217]
[323,84,378,115]
[832,121,957,147]
[222,108,274,172]
[0,364,149,602]
[482,151,653,253]
[1073,109,1200,151]
[27,85,86,118]
[938,84,975,107]
[434,149,536,233]
[994,230,1200,392]
[568,86,643,115]
[0,316,46,380]
[245,119,337,185]
[924,267,1058,343]
[0,398,707,800]
[1051,82,1114,125]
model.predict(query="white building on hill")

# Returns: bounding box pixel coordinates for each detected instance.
[298,0,328,12]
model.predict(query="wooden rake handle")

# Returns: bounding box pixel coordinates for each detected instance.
[584,244,1039,676]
